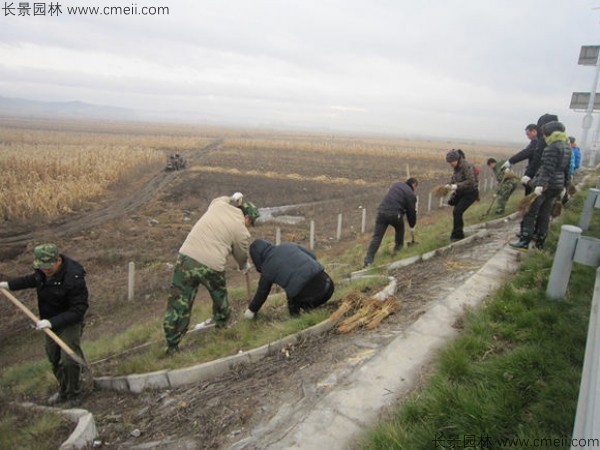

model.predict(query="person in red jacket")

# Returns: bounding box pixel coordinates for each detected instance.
[1,243,89,405]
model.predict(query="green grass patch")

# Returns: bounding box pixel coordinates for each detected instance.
[359,189,597,449]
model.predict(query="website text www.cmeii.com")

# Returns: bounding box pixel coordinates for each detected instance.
[433,433,600,449]
[2,2,169,17]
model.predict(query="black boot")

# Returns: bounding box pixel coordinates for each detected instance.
[509,234,531,251]
[533,234,546,250]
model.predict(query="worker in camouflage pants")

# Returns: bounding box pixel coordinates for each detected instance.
[162,193,260,354]
[163,254,230,349]
[486,158,518,214]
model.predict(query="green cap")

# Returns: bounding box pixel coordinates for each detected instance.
[240,201,260,225]
[33,243,59,269]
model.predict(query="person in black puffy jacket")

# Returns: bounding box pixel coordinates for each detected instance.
[1,243,88,405]
[510,121,571,250]
[244,239,334,318]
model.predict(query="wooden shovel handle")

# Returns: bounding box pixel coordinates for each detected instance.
[0,287,88,367]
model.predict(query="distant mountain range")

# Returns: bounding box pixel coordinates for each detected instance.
[0,96,137,120]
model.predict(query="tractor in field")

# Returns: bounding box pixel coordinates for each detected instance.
[165,153,187,171]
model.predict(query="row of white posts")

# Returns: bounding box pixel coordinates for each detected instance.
[125,167,526,298]
[546,181,600,449]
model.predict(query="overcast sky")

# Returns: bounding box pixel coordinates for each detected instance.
[2,0,600,143]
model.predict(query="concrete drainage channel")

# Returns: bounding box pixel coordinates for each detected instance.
[29,213,521,449]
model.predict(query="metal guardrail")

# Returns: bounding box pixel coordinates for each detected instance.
[571,266,600,449]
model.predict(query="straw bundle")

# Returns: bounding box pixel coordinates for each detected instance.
[567,182,577,196]
[517,193,538,214]
[432,184,452,198]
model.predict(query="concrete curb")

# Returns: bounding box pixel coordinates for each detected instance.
[94,318,335,393]
[93,212,521,394]
[13,402,98,450]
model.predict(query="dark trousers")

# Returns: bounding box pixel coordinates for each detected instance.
[45,322,85,399]
[364,210,404,265]
[288,271,335,316]
[521,188,561,241]
[451,191,478,239]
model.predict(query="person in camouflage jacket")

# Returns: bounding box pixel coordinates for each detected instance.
[163,194,259,354]
[486,158,518,214]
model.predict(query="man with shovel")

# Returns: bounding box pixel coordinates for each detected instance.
[0,243,88,406]
[363,177,418,268]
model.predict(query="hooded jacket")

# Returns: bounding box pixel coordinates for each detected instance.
[7,255,88,329]
[179,196,250,272]
[532,131,572,192]
[248,240,324,313]
[377,181,417,228]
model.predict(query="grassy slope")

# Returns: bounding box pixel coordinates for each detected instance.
[359,192,597,449]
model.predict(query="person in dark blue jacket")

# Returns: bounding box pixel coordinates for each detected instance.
[244,239,334,318]
[1,243,88,405]
[363,177,418,267]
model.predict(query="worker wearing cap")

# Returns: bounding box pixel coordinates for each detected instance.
[163,193,260,354]
[0,243,88,405]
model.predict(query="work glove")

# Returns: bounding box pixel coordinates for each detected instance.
[35,319,52,330]
[244,308,256,320]
[0,281,8,290]
[409,227,415,233]
[231,192,244,206]
[450,184,457,191]
[533,186,543,196]
[521,175,531,186]
[501,161,511,170]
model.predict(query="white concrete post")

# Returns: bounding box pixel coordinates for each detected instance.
[361,208,367,234]
[128,262,135,301]
[275,227,281,245]
[483,178,488,193]
[337,214,342,241]
[427,192,432,213]
[416,195,419,215]
[406,164,410,179]
[310,220,315,250]
[580,188,600,231]
[439,196,443,208]
[546,225,583,300]
[571,267,600,449]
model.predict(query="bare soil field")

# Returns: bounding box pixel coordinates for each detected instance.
[0,119,519,448]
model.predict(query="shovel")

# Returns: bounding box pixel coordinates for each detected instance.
[1,287,90,369]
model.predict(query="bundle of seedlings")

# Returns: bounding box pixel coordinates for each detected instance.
[567,182,577,196]
[330,292,363,322]
[502,170,520,181]
[517,192,538,214]
[432,184,452,198]
[336,296,401,334]
[551,199,563,218]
